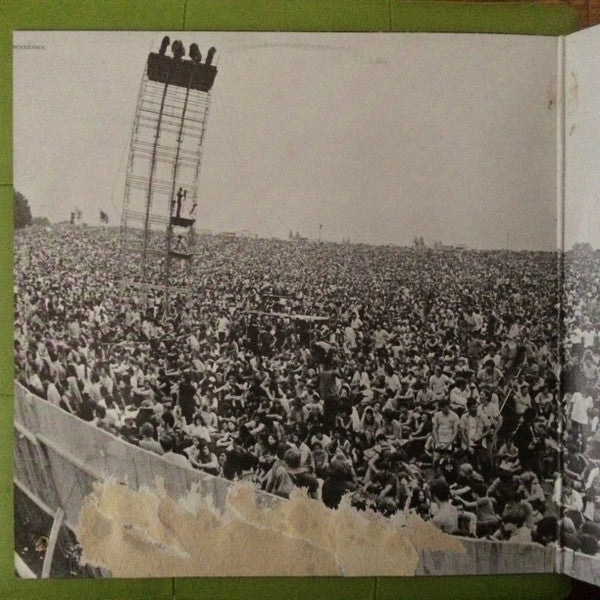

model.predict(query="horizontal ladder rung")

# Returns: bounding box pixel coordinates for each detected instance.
[123,210,170,224]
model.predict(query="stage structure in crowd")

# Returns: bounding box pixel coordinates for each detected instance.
[119,36,218,313]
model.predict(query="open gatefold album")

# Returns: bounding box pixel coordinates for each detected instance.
[11,26,600,585]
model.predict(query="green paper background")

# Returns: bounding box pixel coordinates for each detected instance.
[0,1,581,598]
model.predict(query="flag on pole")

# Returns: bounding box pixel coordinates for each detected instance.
[99,210,109,224]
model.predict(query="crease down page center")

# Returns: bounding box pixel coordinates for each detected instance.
[11,27,600,581]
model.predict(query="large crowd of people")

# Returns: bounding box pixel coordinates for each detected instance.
[14,222,595,551]
[559,243,600,555]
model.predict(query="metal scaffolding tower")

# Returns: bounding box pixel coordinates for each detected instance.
[119,37,217,313]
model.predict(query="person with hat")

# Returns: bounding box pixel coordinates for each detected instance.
[488,463,520,516]
[283,447,319,498]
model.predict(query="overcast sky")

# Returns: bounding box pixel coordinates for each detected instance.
[14,31,560,250]
[565,26,600,250]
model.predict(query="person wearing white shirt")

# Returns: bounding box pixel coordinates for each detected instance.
[570,388,594,449]
[344,324,356,349]
[429,365,452,401]
[480,389,502,434]
[28,368,44,396]
[582,324,596,349]
[350,312,362,331]
[74,360,86,381]
[552,477,583,514]
[46,381,61,406]
[585,466,600,490]
[471,309,484,333]
[570,324,584,358]
[216,314,230,343]
[432,400,459,463]
[508,321,521,339]
[449,379,470,413]
[513,383,532,416]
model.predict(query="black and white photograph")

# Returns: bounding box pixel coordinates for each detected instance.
[13,30,570,578]
[558,25,600,586]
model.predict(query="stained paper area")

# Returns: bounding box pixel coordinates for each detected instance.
[77,480,464,577]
